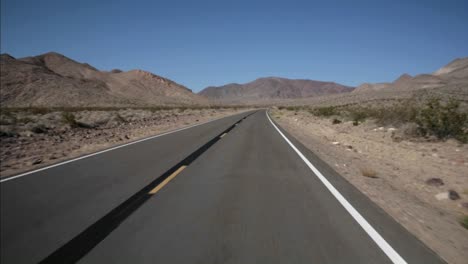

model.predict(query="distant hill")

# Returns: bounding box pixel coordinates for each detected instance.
[199,77,354,103]
[282,58,468,108]
[0,52,205,107]
[354,57,468,93]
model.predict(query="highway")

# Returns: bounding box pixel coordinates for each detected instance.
[0,110,445,264]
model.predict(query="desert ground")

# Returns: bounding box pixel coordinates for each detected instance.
[272,107,468,264]
[0,107,247,177]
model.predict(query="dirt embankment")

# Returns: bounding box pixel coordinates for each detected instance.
[272,109,468,264]
[0,108,246,177]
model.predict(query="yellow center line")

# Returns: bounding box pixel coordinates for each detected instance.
[220,133,227,138]
[148,165,187,195]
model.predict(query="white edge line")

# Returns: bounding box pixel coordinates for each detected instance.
[266,111,407,264]
[0,111,250,183]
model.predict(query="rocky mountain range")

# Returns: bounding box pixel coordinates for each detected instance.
[354,57,468,93]
[0,52,205,107]
[198,77,354,103]
[1,52,466,107]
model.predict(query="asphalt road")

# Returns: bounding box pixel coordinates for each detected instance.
[0,110,445,264]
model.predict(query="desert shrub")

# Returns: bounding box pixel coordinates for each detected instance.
[17,117,34,124]
[61,112,78,127]
[178,107,187,113]
[286,106,299,111]
[60,111,96,128]
[0,129,17,137]
[348,107,370,124]
[31,124,48,133]
[115,113,127,123]
[372,103,417,125]
[148,106,165,113]
[278,106,285,110]
[311,106,338,117]
[332,118,342,125]
[415,98,467,142]
[461,216,468,230]
[28,108,49,115]
[0,111,17,125]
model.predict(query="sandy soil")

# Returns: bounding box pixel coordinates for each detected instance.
[0,108,246,178]
[272,109,468,264]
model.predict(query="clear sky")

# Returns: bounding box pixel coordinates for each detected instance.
[1,0,467,91]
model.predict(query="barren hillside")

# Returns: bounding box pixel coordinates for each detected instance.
[199,77,354,104]
[354,57,468,93]
[0,52,206,107]
[284,58,468,107]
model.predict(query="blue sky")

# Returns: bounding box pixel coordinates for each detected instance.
[1,0,467,91]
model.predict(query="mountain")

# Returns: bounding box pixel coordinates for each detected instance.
[433,57,468,79]
[199,77,354,103]
[354,57,468,93]
[0,52,205,107]
[353,82,391,93]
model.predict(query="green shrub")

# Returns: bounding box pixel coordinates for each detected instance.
[461,216,468,229]
[61,112,78,127]
[415,98,467,142]
[348,107,370,124]
[286,106,299,111]
[311,106,338,117]
[373,103,417,125]
[306,98,467,142]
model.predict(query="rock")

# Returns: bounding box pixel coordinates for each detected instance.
[388,128,397,131]
[31,158,42,165]
[435,192,449,201]
[425,178,444,187]
[124,135,130,140]
[332,141,340,145]
[460,202,468,209]
[448,190,460,200]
